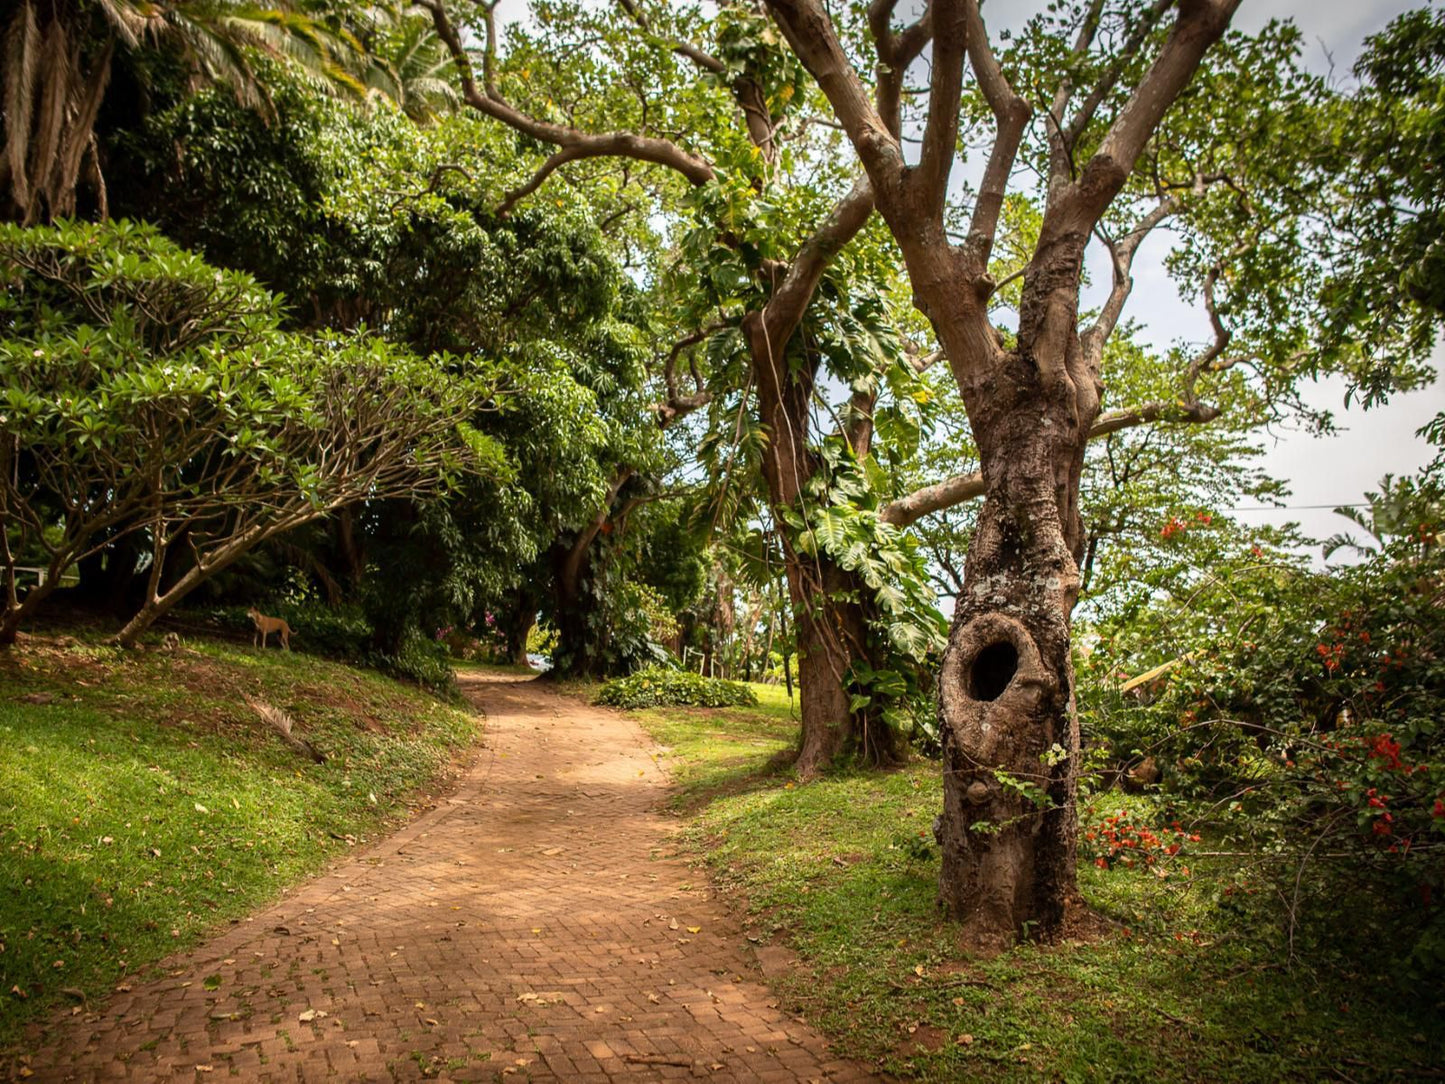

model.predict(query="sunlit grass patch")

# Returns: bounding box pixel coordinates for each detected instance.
[0,632,479,1047]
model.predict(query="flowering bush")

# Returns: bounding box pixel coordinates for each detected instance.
[1081,476,1445,975]
[1081,808,1201,877]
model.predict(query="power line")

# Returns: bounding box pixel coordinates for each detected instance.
[1228,502,1368,511]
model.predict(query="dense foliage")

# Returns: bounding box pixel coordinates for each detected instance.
[596,665,758,710]
[1079,470,1445,975]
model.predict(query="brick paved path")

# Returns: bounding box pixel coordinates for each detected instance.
[22,673,878,1083]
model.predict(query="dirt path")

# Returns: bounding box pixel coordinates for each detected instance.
[23,673,878,1082]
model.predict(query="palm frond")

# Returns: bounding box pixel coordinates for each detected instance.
[3,0,40,213]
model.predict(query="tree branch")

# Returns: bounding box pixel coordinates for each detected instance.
[870,0,934,136]
[760,175,875,345]
[765,0,905,197]
[422,0,715,199]
[879,393,1226,527]
[1053,0,1173,186]
[911,0,967,219]
[1064,0,1241,228]
[1080,193,1180,361]
[614,0,725,74]
[963,0,1032,269]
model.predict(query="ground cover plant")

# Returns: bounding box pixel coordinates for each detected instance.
[595,665,758,711]
[0,632,478,1046]
[631,688,1445,1082]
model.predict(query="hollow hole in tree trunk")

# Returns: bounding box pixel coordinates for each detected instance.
[969,641,1019,702]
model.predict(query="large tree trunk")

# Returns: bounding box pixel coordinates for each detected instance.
[747,318,901,777]
[548,537,603,677]
[786,551,899,774]
[931,300,1098,947]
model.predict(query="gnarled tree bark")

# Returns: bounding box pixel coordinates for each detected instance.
[765,0,1240,944]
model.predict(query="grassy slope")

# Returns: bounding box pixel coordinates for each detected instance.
[0,633,479,1047]
[627,683,1443,1083]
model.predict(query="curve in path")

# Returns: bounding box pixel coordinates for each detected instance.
[24,673,879,1083]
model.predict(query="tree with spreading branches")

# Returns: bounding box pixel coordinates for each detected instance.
[750,0,1411,946]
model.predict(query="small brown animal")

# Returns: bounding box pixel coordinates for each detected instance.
[1121,756,1161,793]
[247,607,292,650]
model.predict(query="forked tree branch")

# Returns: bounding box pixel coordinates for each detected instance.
[766,0,905,198]
[1051,0,1173,186]
[1057,0,1241,232]
[421,0,715,201]
[963,0,1031,268]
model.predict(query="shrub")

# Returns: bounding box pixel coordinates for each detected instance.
[595,666,757,711]
[1080,474,1445,976]
[366,628,458,698]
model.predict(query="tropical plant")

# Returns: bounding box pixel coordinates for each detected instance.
[0,218,501,644]
[1,0,404,224]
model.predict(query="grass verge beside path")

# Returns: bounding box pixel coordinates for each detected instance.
[0,631,479,1047]
[629,682,1444,1083]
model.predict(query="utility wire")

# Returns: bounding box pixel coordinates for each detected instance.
[1228,502,1369,511]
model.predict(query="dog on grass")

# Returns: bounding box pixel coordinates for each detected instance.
[246,607,292,650]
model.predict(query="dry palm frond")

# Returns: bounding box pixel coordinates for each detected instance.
[3,1,41,212]
[243,694,327,763]
[92,0,160,49]
[27,21,74,224]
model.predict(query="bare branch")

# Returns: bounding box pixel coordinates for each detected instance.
[653,323,732,427]
[1065,0,1241,228]
[1054,0,1173,184]
[614,0,725,74]
[421,0,715,196]
[870,0,933,136]
[912,0,967,218]
[761,175,875,345]
[879,391,1227,527]
[963,0,1032,268]
[879,471,986,526]
[1081,193,1180,360]
[495,145,585,214]
[765,0,905,196]
[1046,0,1106,184]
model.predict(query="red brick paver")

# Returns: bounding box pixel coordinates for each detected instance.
[21,674,879,1082]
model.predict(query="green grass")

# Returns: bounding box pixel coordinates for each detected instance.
[628,681,799,807]
[633,693,1445,1083]
[0,631,480,1046]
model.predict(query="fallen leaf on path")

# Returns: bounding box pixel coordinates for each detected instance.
[687,926,701,934]
[194,1065,214,1073]
[298,1009,327,1022]
[668,919,679,930]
